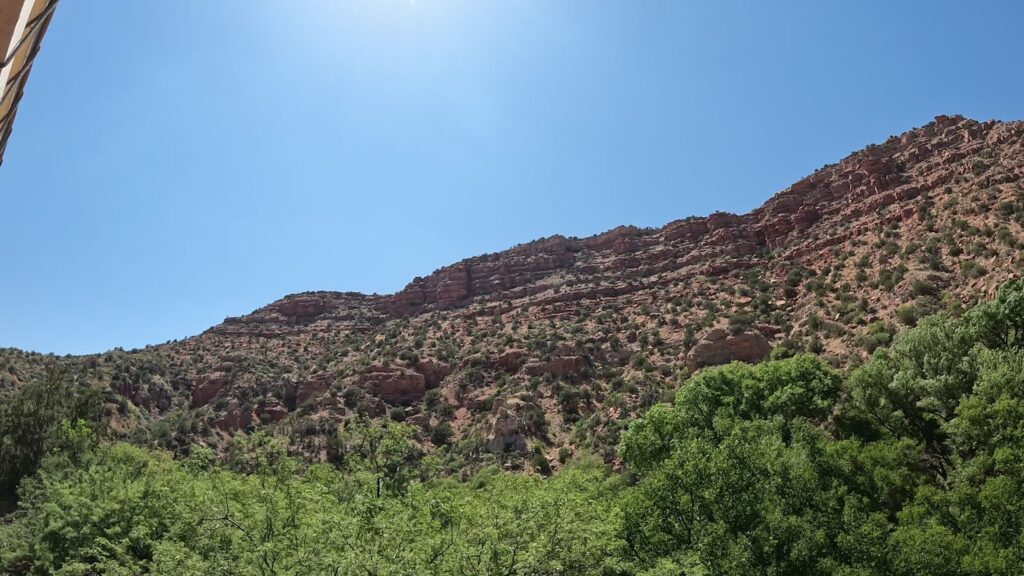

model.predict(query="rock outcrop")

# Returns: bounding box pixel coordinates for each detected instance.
[686,329,772,370]
[414,359,451,389]
[296,373,333,406]
[346,369,426,405]
[192,372,230,407]
[487,399,530,453]
[495,349,527,371]
[522,356,589,377]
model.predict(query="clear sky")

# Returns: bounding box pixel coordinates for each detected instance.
[2,0,1022,355]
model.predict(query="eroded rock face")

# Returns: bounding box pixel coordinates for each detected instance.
[380,236,578,316]
[522,356,588,377]
[347,370,426,405]
[215,399,254,431]
[116,375,173,412]
[192,372,230,407]
[686,330,772,370]
[296,373,334,406]
[495,349,527,371]
[209,292,381,339]
[259,397,290,423]
[414,359,451,389]
[487,399,530,453]
[184,116,1021,340]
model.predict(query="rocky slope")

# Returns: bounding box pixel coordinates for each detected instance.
[4,114,1024,472]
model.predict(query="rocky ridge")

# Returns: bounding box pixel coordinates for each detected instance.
[4,114,1024,472]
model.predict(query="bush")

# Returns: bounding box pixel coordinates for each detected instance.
[430,421,452,446]
[911,279,939,297]
[727,311,754,335]
[960,260,988,279]
[859,321,894,352]
[895,304,919,326]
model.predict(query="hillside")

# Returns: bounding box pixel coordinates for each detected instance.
[4,114,1024,471]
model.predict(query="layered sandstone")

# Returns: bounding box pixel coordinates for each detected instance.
[10,115,1024,465]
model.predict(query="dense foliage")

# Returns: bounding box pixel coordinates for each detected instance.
[5,281,1024,574]
[0,371,103,501]
[0,424,622,575]
[619,280,1024,575]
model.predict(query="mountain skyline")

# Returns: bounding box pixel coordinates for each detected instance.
[6,112,1023,463]
[3,1,1024,354]
[3,113,1010,357]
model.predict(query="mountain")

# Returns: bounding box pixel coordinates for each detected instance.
[4,114,1023,471]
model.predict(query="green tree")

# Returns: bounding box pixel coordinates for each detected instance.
[0,369,104,499]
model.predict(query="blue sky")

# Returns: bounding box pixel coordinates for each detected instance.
[2,0,1022,354]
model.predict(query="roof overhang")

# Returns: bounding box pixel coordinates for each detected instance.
[0,0,58,167]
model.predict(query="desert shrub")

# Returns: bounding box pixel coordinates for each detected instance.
[911,279,939,297]
[896,303,919,326]
[960,260,988,279]
[429,421,452,446]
